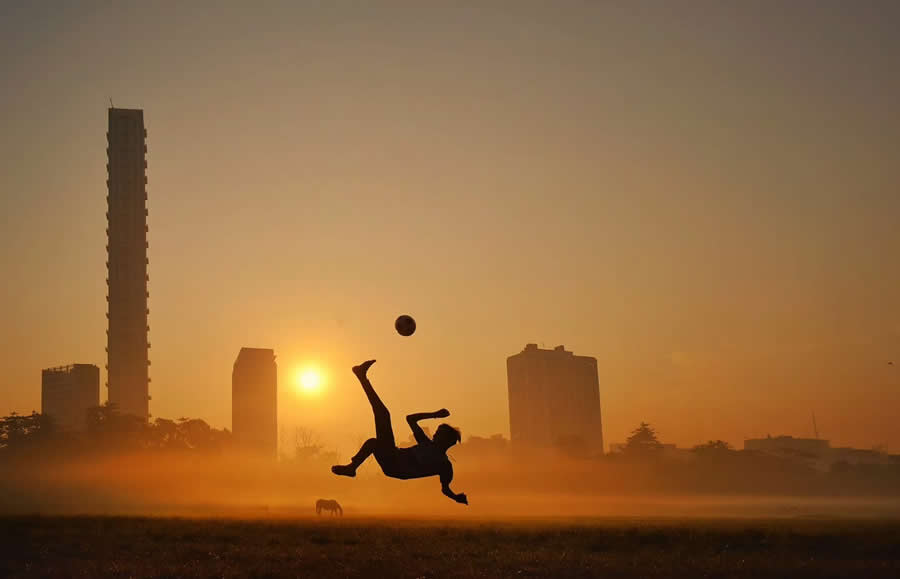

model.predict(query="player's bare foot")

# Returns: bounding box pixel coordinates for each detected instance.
[331,464,356,477]
[352,359,376,378]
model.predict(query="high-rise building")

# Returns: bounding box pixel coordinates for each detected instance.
[106,108,151,419]
[41,364,100,432]
[506,344,603,453]
[232,348,278,458]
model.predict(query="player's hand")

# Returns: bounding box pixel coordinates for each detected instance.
[455,493,468,505]
[435,408,450,418]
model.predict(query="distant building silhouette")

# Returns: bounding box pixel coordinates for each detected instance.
[744,435,830,458]
[41,364,99,431]
[232,348,277,458]
[106,108,151,420]
[506,344,603,454]
[830,446,892,467]
[743,434,892,470]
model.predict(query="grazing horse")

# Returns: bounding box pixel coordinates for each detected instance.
[316,499,343,516]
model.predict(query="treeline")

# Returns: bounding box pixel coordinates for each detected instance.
[0,403,231,457]
[4,410,900,499]
[454,422,900,498]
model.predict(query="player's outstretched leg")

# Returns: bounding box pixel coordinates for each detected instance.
[332,438,377,477]
[331,360,397,477]
[353,360,396,448]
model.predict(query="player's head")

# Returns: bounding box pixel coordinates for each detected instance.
[434,423,462,449]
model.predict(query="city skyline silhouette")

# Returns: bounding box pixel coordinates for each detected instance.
[3,4,900,576]
[2,1,899,457]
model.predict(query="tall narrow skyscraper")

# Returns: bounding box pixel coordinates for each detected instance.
[106,108,150,419]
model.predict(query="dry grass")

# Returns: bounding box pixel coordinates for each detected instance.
[1,516,898,578]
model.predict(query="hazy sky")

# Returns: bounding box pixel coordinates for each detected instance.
[2,1,899,454]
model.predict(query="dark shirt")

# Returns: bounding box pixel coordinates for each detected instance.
[382,440,452,481]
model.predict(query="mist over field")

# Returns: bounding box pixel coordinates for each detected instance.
[3,444,899,520]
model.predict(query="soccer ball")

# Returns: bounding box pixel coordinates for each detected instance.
[395,314,416,337]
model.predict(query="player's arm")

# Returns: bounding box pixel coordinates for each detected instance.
[440,461,468,505]
[406,408,450,444]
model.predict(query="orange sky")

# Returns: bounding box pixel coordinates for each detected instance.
[1,1,899,455]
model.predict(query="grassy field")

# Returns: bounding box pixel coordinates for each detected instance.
[1,516,898,578]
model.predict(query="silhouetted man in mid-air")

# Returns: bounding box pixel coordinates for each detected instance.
[331,360,468,505]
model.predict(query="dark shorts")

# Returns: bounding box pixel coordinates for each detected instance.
[373,446,401,476]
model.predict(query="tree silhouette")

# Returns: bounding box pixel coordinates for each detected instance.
[174,417,230,451]
[0,411,56,451]
[293,427,324,461]
[624,422,663,455]
[284,427,339,464]
[85,402,147,448]
[83,403,230,451]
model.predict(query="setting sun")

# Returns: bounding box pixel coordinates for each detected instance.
[294,367,324,395]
